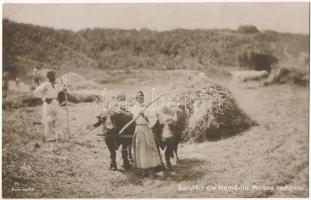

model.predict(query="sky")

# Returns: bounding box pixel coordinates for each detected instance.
[3,3,310,34]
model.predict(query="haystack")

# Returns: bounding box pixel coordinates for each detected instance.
[3,92,42,109]
[97,72,257,143]
[263,67,309,87]
[60,72,102,90]
[166,73,257,143]
[237,25,260,34]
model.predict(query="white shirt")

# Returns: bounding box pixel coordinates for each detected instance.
[34,80,63,101]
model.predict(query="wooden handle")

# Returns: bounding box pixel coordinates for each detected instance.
[118,115,140,135]
[118,93,168,135]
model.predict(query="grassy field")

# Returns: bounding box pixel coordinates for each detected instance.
[2,69,308,198]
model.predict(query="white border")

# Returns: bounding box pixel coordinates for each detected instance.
[0,1,310,200]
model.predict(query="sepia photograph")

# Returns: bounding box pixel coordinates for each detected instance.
[2,2,310,198]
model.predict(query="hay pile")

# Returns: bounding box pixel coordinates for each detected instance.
[3,92,42,110]
[8,80,31,92]
[263,67,309,87]
[166,73,257,142]
[3,90,82,109]
[68,90,98,103]
[237,25,260,34]
[88,72,256,143]
[60,73,102,90]
[58,73,104,103]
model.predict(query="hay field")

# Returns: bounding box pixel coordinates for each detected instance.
[2,69,308,198]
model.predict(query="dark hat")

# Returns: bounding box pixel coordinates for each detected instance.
[136,91,144,97]
[46,70,56,78]
[135,91,144,102]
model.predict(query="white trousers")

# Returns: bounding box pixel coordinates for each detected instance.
[42,100,66,141]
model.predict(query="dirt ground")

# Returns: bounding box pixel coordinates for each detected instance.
[2,72,309,198]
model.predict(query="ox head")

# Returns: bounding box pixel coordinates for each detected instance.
[97,108,134,136]
[154,105,187,142]
[96,109,119,135]
[157,114,176,140]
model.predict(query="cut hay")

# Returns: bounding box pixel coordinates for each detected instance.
[8,80,31,92]
[68,90,98,103]
[164,72,257,143]
[3,92,42,110]
[3,89,92,110]
[263,67,309,87]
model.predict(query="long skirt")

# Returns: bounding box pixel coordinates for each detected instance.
[42,100,66,141]
[132,124,162,169]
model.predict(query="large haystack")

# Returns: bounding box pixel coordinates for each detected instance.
[166,73,257,143]
[98,72,257,143]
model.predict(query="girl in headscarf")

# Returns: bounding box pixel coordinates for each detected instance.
[129,91,163,177]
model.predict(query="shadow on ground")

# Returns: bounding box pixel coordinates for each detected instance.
[118,158,208,185]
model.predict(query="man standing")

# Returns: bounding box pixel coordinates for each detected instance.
[3,72,9,98]
[34,71,67,142]
[33,67,40,86]
[15,77,21,90]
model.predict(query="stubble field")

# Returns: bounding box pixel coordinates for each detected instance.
[2,69,309,198]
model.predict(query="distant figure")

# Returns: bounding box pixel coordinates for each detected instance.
[3,72,9,98]
[34,71,67,142]
[33,67,40,86]
[15,77,21,89]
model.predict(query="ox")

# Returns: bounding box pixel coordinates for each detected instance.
[88,109,136,171]
[153,105,187,169]
[88,105,187,171]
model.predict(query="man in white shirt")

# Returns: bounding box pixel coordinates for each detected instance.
[34,71,66,142]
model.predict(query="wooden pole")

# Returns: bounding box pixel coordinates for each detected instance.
[60,78,70,142]
[64,89,70,142]
[118,93,168,135]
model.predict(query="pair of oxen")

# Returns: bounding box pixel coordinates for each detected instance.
[88,104,187,171]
